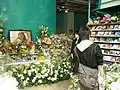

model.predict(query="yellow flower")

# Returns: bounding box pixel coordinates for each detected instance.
[38,56,46,61]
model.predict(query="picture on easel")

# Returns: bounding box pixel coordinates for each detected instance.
[9,29,32,45]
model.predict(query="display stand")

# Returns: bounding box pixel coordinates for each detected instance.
[88,23,120,62]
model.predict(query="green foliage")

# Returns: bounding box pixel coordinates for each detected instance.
[104,63,120,90]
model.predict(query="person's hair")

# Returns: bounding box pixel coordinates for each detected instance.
[76,30,79,34]
[18,32,24,36]
[69,29,73,33]
[18,32,27,41]
[78,27,90,41]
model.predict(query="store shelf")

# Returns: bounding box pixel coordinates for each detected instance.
[103,54,120,57]
[103,59,120,62]
[89,22,120,62]
[94,41,120,44]
[91,35,120,38]
[92,29,120,32]
[88,23,120,26]
[104,59,115,62]
[101,47,120,51]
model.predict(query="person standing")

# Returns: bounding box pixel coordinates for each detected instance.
[73,27,104,90]
[70,30,79,54]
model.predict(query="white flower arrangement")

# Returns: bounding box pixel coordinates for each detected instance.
[36,34,72,62]
[39,25,48,36]
[8,60,72,89]
[2,27,73,89]
[68,74,80,90]
[104,63,120,90]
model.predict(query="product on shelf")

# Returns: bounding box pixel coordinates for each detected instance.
[91,26,96,31]
[111,16,118,22]
[114,25,119,29]
[103,56,116,61]
[97,32,104,36]
[115,32,120,36]
[119,25,120,29]
[95,26,102,30]
[88,14,120,25]
[100,38,106,42]
[91,32,96,36]
[104,31,109,36]
[102,26,107,30]
[88,21,120,62]
[100,14,111,24]
[108,25,114,29]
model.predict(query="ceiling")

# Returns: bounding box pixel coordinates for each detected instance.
[56,0,98,12]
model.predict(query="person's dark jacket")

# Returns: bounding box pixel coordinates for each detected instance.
[71,38,77,54]
[73,41,103,74]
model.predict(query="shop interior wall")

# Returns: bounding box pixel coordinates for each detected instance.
[0,0,56,41]
[67,12,74,33]
[56,11,74,34]
[57,11,88,34]
[57,11,87,34]
[56,11,68,34]
[74,12,88,32]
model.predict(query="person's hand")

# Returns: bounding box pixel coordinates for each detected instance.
[98,65,104,77]
[98,71,104,77]
[73,38,77,41]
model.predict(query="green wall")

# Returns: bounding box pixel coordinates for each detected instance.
[57,11,88,33]
[0,0,56,41]
[56,11,68,34]
[56,11,64,33]
[74,12,88,32]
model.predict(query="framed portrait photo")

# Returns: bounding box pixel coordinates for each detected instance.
[9,29,32,44]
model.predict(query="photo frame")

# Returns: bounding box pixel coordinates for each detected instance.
[8,29,32,44]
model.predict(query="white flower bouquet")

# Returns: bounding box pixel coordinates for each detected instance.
[104,63,120,90]
[8,59,72,89]
[68,74,80,90]
[36,33,72,61]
